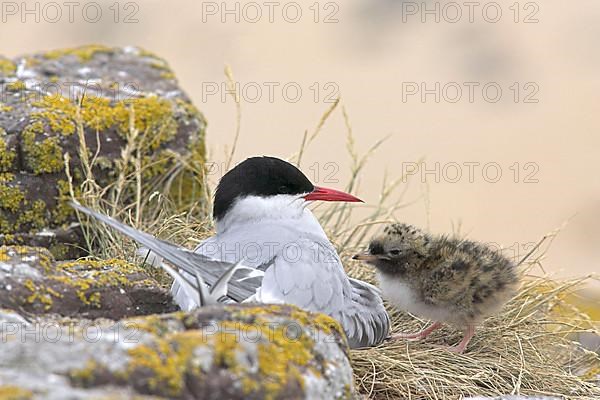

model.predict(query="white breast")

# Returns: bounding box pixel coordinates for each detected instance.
[377,272,452,323]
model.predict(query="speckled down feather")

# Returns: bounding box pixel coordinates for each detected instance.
[366,223,519,327]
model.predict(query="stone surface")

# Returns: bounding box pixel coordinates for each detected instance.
[0,45,206,259]
[0,245,177,319]
[0,304,353,400]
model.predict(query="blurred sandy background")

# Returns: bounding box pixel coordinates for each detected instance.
[1,0,598,295]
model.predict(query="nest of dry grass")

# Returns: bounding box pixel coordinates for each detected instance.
[68,92,600,399]
[344,260,600,399]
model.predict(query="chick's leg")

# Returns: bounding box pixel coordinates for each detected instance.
[447,324,475,353]
[391,321,442,341]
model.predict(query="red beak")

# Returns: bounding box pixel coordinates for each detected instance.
[303,186,363,203]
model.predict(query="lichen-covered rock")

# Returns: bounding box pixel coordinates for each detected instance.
[0,304,353,400]
[0,245,176,318]
[0,45,206,259]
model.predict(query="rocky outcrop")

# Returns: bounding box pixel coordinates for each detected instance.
[0,45,206,259]
[0,304,354,400]
[0,46,356,400]
[0,245,176,319]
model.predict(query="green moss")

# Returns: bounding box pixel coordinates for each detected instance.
[0,59,16,76]
[21,123,64,174]
[43,45,114,62]
[0,385,33,400]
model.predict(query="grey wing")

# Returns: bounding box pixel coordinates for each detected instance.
[70,202,262,302]
[257,237,390,348]
[257,237,347,313]
[342,278,390,348]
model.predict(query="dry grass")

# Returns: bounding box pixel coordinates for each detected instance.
[344,256,600,399]
[67,92,600,399]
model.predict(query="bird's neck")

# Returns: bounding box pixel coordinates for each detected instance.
[215,194,326,237]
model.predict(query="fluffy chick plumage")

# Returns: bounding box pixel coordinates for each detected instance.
[355,223,520,352]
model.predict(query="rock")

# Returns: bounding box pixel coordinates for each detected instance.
[0,245,177,319]
[0,45,206,259]
[0,304,354,400]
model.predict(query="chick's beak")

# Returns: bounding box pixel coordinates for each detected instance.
[303,186,363,203]
[352,253,381,262]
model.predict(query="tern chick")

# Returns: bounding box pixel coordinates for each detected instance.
[354,223,519,353]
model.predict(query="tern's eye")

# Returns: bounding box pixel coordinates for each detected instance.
[278,185,290,194]
[389,249,401,256]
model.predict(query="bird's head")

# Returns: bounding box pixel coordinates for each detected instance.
[213,156,362,223]
[353,223,430,274]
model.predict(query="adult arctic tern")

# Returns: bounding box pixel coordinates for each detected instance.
[71,156,390,348]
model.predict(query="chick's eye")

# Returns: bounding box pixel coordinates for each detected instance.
[389,249,401,256]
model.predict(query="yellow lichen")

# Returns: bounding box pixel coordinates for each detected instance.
[128,312,187,336]
[69,359,99,386]
[21,124,64,174]
[68,305,343,398]
[126,330,205,397]
[43,45,114,62]
[0,385,33,400]
[125,305,333,399]
[50,258,153,307]
[0,178,24,216]
[160,71,176,80]
[5,81,25,92]
[0,138,15,171]
[0,59,16,76]
[31,96,76,135]
[24,57,40,68]
[0,103,13,113]
[16,200,47,231]
[30,94,177,143]
[24,279,57,310]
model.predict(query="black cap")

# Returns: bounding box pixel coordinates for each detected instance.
[213,156,314,221]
